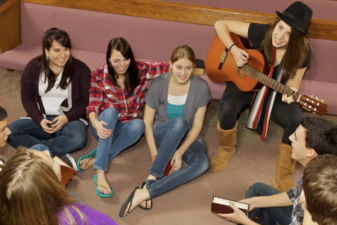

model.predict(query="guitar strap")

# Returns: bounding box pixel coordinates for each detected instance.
[247,47,283,140]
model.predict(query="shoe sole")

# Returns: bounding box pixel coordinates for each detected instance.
[66,154,78,171]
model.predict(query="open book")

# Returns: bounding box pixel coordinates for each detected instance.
[211,196,249,215]
[53,156,76,187]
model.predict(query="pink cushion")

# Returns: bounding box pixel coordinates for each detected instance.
[1,44,336,115]
[1,2,336,115]
[298,79,336,115]
[19,2,337,84]
[0,44,106,72]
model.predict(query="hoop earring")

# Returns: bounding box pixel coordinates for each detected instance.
[46,55,50,61]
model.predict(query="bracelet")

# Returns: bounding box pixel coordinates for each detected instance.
[151,155,157,162]
[228,43,236,51]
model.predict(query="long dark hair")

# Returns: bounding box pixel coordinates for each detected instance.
[261,18,311,79]
[37,28,74,93]
[106,38,140,96]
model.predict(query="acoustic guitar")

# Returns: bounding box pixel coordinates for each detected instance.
[205,34,328,116]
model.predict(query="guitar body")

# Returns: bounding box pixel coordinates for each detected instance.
[206,34,266,92]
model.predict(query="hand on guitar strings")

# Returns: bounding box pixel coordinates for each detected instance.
[231,45,250,68]
[282,87,297,104]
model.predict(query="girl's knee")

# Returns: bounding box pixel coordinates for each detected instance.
[67,122,88,147]
[131,119,145,134]
[194,154,209,176]
[170,118,189,132]
[102,107,118,118]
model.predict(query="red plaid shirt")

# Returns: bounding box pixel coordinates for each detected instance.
[87,60,170,122]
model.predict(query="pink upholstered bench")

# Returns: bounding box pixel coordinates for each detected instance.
[0,2,336,115]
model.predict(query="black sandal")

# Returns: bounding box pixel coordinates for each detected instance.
[119,186,139,217]
[138,181,153,210]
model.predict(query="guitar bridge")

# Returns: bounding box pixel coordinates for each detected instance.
[218,49,228,70]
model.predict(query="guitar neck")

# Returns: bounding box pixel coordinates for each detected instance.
[240,65,301,101]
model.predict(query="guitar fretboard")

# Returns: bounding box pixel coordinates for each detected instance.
[239,65,301,101]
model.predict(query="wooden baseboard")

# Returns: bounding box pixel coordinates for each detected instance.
[21,0,337,41]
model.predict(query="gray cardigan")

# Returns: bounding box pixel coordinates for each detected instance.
[145,73,210,140]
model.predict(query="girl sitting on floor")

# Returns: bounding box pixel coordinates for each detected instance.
[7,28,91,169]
[119,45,210,217]
[77,37,170,198]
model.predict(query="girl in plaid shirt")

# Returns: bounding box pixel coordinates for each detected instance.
[77,38,169,198]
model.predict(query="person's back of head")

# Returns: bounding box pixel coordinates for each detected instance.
[301,117,337,155]
[0,106,7,122]
[0,147,77,225]
[303,154,337,225]
[0,106,10,147]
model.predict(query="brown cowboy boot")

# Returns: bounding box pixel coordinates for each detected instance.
[272,142,297,192]
[211,121,237,172]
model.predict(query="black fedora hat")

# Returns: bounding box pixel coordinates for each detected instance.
[276,1,313,34]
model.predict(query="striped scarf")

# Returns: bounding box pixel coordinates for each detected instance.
[247,47,283,140]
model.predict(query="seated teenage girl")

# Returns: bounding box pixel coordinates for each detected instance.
[77,38,170,197]
[0,147,118,225]
[119,45,210,217]
[211,1,312,192]
[7,28,91,169]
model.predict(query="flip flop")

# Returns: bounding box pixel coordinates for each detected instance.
[119,186,139,217]
[77,149,97,172]
[93,174,114,198]
[138,181,153,210]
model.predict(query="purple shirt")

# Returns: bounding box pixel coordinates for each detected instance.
[58,203,117,225]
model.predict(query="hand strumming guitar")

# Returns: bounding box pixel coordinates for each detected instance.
[230,45,250,68]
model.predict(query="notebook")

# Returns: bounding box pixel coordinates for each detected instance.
[53,156,76,187]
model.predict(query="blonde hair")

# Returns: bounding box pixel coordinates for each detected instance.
[0,147,87,225]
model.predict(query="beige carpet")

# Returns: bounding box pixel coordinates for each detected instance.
[1,68,336,225]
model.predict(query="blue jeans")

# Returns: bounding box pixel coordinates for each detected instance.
[245,183,293,225]
[30,143,51,152]
[92,108,145,171]
[8,116,87,159]
[146,118,209,198]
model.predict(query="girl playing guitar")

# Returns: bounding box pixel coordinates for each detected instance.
[211,1,312,192]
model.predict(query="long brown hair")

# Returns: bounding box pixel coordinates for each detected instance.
[0,148,86,225]
[261,18,311,79]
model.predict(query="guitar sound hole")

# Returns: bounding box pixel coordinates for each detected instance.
[237,66,248,78]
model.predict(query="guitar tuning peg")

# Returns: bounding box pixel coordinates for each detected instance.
[315,96,318,100]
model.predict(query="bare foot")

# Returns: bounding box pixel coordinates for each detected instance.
[79,157,96,170]
[123,188,150,216]
[96,170,112,195]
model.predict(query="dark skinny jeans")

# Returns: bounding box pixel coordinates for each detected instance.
[218,82,303,145]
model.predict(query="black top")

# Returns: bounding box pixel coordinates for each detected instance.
[246,23,310,133]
